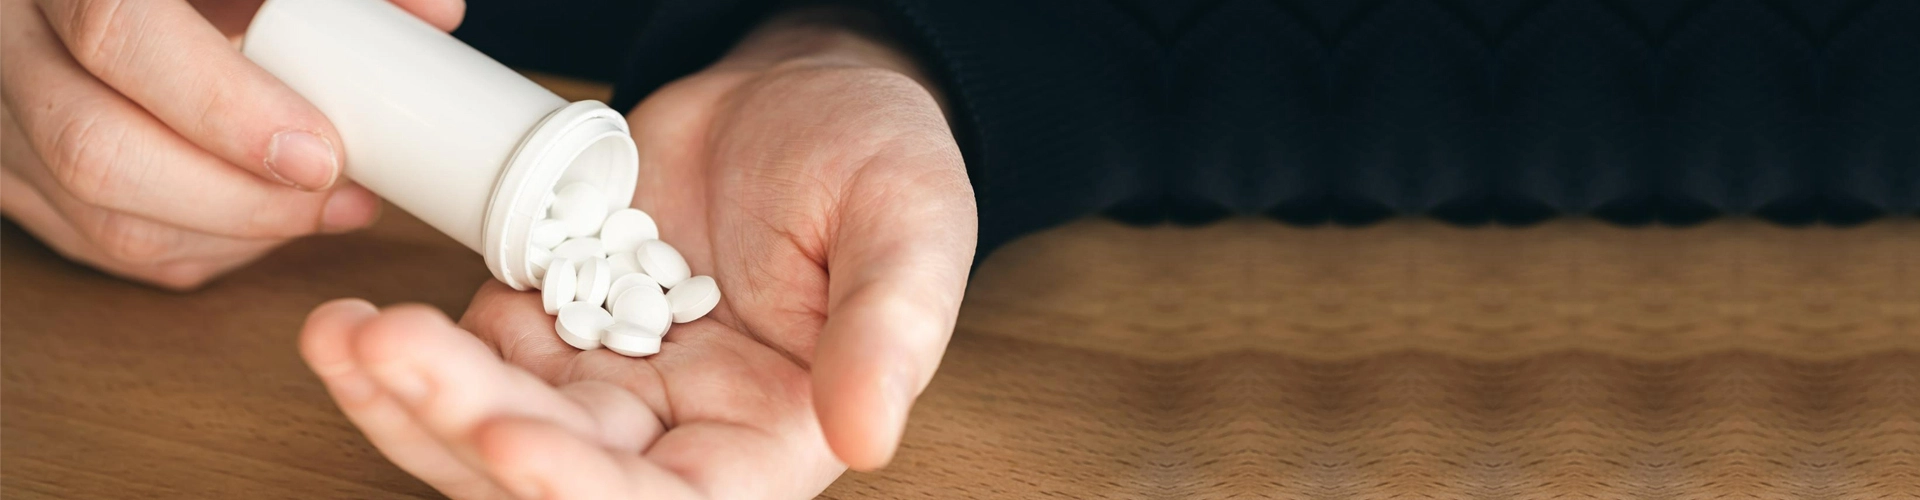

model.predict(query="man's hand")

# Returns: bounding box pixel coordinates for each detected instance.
[0,0,463,289]
[302,8,977,499]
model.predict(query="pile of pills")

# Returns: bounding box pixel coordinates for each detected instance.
[526,182,720,357]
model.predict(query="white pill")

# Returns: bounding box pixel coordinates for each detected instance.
[551,182,608,237]
[528,246,554,279]
[541,259,577,314]
[574,257,613,306]
[666,275,721,323]
[611,282,671,335]
[529,246,555,267]
[602,322,663,357]
[598,209,659,254]
[606,250,642,278]
[606,273,660,310]
[529,219,568,250]
[555,302,615,351]
[635,239,691,288]
[551,237,605,261]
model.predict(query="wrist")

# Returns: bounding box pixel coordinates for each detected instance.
[716,5,946,109]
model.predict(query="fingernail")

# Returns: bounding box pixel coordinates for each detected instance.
[321,187,379,233]
[266,131,339,190]
[377,368,430,404]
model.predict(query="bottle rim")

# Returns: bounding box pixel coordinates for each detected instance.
[484,100,638,290]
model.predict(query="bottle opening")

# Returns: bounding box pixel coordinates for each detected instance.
[485,101,638,290]
[555,134,640,212]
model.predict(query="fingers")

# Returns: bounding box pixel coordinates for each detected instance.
[1,6,380,238]
[457,281,677,442]
[387,0,468,32]
[557,381,668,454]
[811,155,977,470]
[0,165,276,290]
[329,301,699,499]
[475,418,702,500]
[350,305,604,460]
[0,168,222,289]
[460,281,845,498]
[33,0,343,190]
[642,420,845,500]
[457,280,583,374]
[2,115,281,261]
[300,299,511,500]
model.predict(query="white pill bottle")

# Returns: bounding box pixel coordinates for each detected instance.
[243,0,637,291]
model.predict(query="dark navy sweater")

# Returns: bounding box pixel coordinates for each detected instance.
[458,0,1920,257]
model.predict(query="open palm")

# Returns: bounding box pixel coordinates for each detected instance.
[300,14,976,500]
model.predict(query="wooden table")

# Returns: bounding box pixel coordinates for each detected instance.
[6,74,1917,498]
[8,213,1916,498]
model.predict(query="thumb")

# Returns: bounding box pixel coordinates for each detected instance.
[386,0,468,32]
[811,158,977,471]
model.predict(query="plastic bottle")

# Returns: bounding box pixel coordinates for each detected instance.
[242,0,637,291]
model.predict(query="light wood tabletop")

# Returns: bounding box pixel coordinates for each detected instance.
[8,212,1917,498]
[4,74,1916,498]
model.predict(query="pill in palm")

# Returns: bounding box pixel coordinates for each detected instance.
[525,189,715,353]
[529,219,568,250]
[541,259,577,314]
[666,275,720,323]
[528,246,553,278]
[555,302,615,351]
[551,182,609,237]
[611,282,671,335]
[551,237,605,261]
[598,209,659,254]
[574,257,612,306]
[602,322,662,357]
[606,273,659,309]
[606,250,641,278]
[635,239,691,287]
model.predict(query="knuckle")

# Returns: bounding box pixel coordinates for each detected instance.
[354,309,436,362]
[190,80,234,139]
[227,197,316,239]
[60,0,134,69]
[48,109,133,206]
[89,211,176,265]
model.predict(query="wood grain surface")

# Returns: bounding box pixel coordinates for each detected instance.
[6,215,1915,499]
[5,75,1916,498]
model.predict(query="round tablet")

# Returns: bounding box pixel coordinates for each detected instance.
[528,246,553,279]
[551,237,605,261]
[606,250,642,278]
[666,275,721,323]
[602,322,663,357]
[550,182,608,237]
[606,273,660,310]
[553,182,602,207]
[635,240,691,288]
[528,219,568,250]
[574,257,613,306]
[540,259,577,314]
[598,209,659,254]
[611,283,670,335]
[555,302,615,351]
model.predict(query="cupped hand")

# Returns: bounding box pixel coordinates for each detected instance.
[0,0,463,289]
[301,9,977,499]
